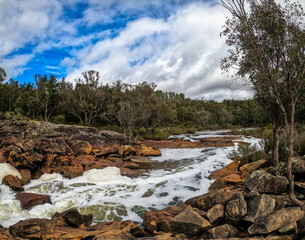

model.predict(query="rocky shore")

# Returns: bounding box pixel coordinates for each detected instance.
[1,120,305,239]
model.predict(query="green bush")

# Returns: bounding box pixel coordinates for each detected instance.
[227,143,265,165]
[51,115,65,124]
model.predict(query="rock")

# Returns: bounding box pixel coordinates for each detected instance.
[209,160,239,180]
[0,162,22,182]
[63,164,83,179]
[18,169,31,185]
[118,145,137,157]
[244,192,276,222]
[9,218,49,238]
[127,156,154,168]
[208,178,227,191]
[170,206,211,237]
[78,154,97,166]
[90,220,147,238]
[31,167,42,179]
[36,137,73,156]
[239,159,267,178]
[16,192,52,210]
[120,168,147,178]
[2,175,23,192]
[0,226,13,240]
[294,182,305,195]
[7,146,43,170]
[0,149,7,163]
[208,224,240,239]
[248,207,304,235]
[278,221,297,234]
[93,230,136,240]
[140,233,188,240]
[95,146,119,157]
[244,170,289,194]
[206,204,225,224]
[225,192,247,224]
[143,205,187,233]
[222,173,243,183]
[277,156,305,177]
[58,208,93,227]
[70,141,92,155]
[139,146,161,156]
[186,187,241,211]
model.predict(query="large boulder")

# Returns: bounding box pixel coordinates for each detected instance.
[16,192,52,210]
[244,170,289,194]
[6,146,43,170]
[138,146,161,156]
[18,169,31,185]
[2,175,23,192]
[239,159,267,178]
[209,161,239,180]
[170,206,211,237]
[186,188,241,211]
[143,205,187,233]
[248,207,304,235]
[70,141,92,155]
[206,204,225,224]
[225,192,247,224]
[95,146,119,158]
[208,224,240,239]
[55,208,93,228]
[277,156,305,177]
[244,192,276,223]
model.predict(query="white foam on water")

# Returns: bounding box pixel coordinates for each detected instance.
[83,167,130,183]
[0,163,22,182]
[0,130,261,228]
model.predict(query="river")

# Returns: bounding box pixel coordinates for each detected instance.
[0,130,260,228]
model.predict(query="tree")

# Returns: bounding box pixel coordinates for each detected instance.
[221,0,305,208]
[0,67,6,82]
[65,70,106,126]
[34,75,60,122]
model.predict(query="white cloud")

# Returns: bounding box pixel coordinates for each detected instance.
[65,2,250,100]
[0,54,33,78]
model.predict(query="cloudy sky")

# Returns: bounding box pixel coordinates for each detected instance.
[0,0,297,101]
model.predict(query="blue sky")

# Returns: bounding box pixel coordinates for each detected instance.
[0,0,257,100]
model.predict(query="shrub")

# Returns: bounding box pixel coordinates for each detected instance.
[227,143,265,165]
[51,115,65,124]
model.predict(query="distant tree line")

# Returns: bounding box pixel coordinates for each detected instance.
[0,68,303,138]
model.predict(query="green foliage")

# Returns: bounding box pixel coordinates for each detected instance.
[294,125,305,156]
[228,143,265,165]
[51,115,65,124]
[260,126,289,162]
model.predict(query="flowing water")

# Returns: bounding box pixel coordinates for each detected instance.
[0,130,260,228]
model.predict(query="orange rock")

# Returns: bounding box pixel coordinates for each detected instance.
[209,178,227,191]
[209,161,239,180]
[2,175,24,192]
[0,149,7,163]
[78,155,97,166]
[239,159,267,178]
[139,146,161,156]
[70,141,92,155]
[143,204,187,233]
[18,169,31,185]
[95,146,119,157]
[222,173,243,183]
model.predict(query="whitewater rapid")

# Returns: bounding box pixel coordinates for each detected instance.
[0,131,260,228]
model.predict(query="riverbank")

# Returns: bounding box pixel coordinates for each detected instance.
[1,120,304,239]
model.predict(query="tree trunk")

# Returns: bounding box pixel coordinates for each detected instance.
[272,123,280,168]
[286,104,304,209]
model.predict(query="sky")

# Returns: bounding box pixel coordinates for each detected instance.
[0,0,300,101]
